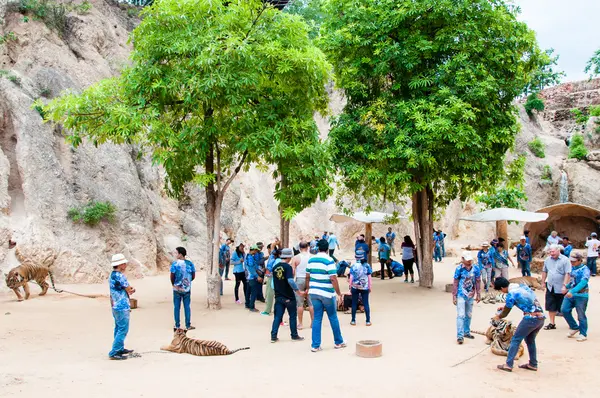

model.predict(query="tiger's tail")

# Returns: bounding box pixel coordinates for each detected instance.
[227,347,250,355]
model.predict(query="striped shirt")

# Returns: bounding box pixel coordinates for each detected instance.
[307,252,337,298]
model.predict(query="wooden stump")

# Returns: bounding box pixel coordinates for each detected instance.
[130,298,138,309]
[356,340,382,358]
[445,283,454,293]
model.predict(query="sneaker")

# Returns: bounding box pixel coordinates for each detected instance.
[334,342,347,349]
[411,280,415,283]
[260,311,270,316]
[457,338,464,345]
[366,322,372,326]
[109,354,127,361]
[270,338,279,343]
[311,347,322,352]
[544,323,556,330]
[291,336,305,341]
[567,329,580,338]
[119,349,134,355]
[257,299,266,303]
[464,334,475,339]
[576,335,587,342]
[186,326,195,331]
[235,300,241,304]
[404,279,408,283]
[350,321,356,326]
[249,308,259,313]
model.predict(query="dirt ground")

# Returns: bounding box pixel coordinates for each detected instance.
[1,253,598,398]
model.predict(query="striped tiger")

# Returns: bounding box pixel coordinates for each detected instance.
[4,264,50,302]
[471,319,524,359]
[161,329,250,356]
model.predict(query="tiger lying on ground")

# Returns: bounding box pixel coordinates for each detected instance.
[471,318,524,359]
[508,276,543,290]
[4,264,50,301]
[161,329,250,356]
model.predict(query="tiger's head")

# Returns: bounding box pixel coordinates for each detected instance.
[5,268,22,289]
[169,328,188,347]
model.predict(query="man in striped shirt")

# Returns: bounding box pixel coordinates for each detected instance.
[306,239,346,352]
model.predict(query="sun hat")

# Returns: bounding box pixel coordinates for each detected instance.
[280,248,293,259]
[520,236,526,240]
[461,251,474,261]
[111,253,128,267]
[481,242,489,247]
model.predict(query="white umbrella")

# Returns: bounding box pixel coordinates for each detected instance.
[460,208,548,223]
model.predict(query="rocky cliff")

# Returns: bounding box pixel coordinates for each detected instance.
[1,1,599,291]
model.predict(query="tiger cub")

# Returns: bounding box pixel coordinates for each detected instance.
[5,264,50,301]
[161,329,250,356]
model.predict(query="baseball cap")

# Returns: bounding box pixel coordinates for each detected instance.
[461,251,474,261]
[520,236,526,240]
[570,252,584,261]
[592,232,597,237]
[250,244,258,250]
[280,248,293,259]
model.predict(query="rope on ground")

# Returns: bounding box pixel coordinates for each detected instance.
[34,271,108,299]
[450,345,490,368]
[128,351,175,358]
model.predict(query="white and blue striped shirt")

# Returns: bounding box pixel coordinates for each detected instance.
[307,252,337,298]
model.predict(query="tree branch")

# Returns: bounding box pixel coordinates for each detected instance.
[221,149,249,196]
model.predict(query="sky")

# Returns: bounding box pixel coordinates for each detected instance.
[516,0,600,82]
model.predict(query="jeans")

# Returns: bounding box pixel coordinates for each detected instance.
[351,288,370,323]
[224,260,230,279]
[310,294,344,349]
[234,272,247,302]
[247,279,261,310]
[328,249,337,262]
[379,259,392,279]
[561,296,588,336]
[264,276,274,314]
[481,268,492,291]
[494,267,509,280]
[506,317,544,368]
[173,290,191,329]
[441,242,446,257]
[337,263,348,277]
[456,297,474,339]
[434,246,442,262]
[108,309,130,357]
[271,296,299,339]
[519,260,531,277]
[586,257,597,275]
[218,268,224,296]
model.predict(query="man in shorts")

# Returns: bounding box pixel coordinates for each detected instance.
[541,244,571,330]
[291,241,313,329]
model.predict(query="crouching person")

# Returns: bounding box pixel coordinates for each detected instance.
[494,277,545,372]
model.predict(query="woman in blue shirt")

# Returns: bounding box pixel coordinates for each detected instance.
[232,244,247,305]
[377,237,393,280]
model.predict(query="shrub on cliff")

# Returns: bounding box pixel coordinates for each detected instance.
[524,93,545,115]
[528,138,545,158]
[568,134,588,160]
[68,201,116,226]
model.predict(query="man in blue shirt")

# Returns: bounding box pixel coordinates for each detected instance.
[219,238,233,281]
[477,242,494,292]
[245,245,262,312]
[108,253,136,360]
[433,232,442,262]
[561,252,590,342]
[355,235,369,261]
[561,236,573,258]
[378,237,393,280]
[170,247,196,331]
[327,232,340,260]
[452,251,481,344]
[494,277,545,372]
[386,227,396,256]
[516,236,533,277]
[524,230,530,245]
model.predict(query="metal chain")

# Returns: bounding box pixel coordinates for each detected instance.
[450,345,490,368]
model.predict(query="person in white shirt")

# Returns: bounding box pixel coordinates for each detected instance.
[546,231,561,248]
[585,232,599,277]
[291,241,314,329]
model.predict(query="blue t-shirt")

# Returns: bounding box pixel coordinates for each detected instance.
[477,249,493,270]
[328,235,339,250]
[386,232,396,245]
[231,251,245,274]
[219,244,231,265]
[453,264,481,299]
[170,260,196,293]
[109,271,130,311]
[378,243,391,260]
[350,262,372,290]
[355,241,369,259]
[245,253,258,280]
[516,243,532,262]
[505,284,544,319]
[563,244,573,258]
[567,264,590,297]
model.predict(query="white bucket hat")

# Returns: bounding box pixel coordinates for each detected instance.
[111,253,128,267]
[461,251,474,261]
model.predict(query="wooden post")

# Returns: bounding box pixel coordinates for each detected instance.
[496,220,508,244]
[366,222,373,266]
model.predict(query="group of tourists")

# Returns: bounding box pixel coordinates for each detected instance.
[453,235,591,373]
[360,229,419,283]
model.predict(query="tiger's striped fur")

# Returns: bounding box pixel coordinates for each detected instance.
[4,264,50,301]
[508,276,543,290]
[471,319,524,359]
[161,329,250,356]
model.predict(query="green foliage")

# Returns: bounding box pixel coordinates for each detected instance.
[74,0,92,14]
[585,48,600,78]
[476,155,528,211]
[524,93,545,115]
[528,138,545,158]
[283,0,324,39]
[571,108,589,125]
[68,201,116,226]
[320,0,542,215]
[0,32,17,44]
[589,105,600,117]
[523,48,565,94]
[33,103,46,119]
[568,133,588,160]
[5,73,22,86]
[540,165,552,182]
[10,0,93,38]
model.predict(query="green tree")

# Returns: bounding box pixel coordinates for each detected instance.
[568,134,588,160]
[523,48,565,94]
[321,0,541,287]
[41,0,331,308]
[524,93,545,115]
[477,155,528,211]
[283,0,324,39]
[585,48,600,78]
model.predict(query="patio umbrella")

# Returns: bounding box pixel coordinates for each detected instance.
[460,208,549,244]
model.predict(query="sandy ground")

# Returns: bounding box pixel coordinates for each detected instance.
[1,253,598,398]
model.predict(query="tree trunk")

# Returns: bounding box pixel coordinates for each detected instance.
[365,223,373,266]
[279,208,290,248]
[412,186,434,288]
[204,145,222,310]
[496,220,508,245]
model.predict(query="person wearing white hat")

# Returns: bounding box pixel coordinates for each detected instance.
[452,251,481,345]
[108,253,136,360]
[516,236,533,277]
[477,242,493,292]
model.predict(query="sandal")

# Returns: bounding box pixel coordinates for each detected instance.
[543,323,556,330]
[497,364,513,372]
[518,364,538,372]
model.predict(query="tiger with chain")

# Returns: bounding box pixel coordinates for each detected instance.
[471,318,524,359]
[4,264,51,301]
[161,328,250,356]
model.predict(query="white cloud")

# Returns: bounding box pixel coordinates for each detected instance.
[516,0,600,82]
